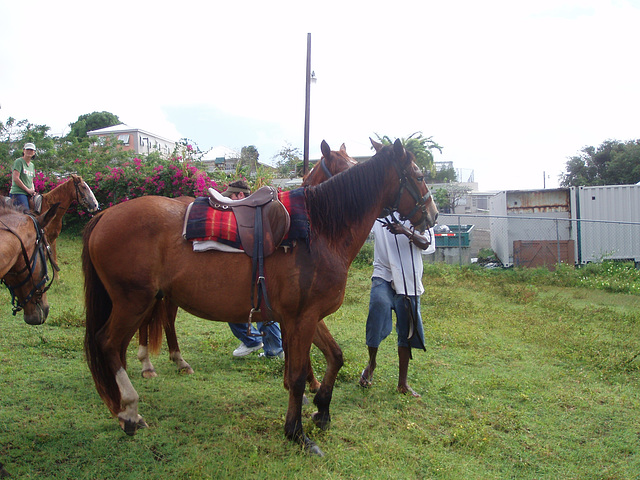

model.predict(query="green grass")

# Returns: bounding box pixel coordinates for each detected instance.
[1,232,640,479]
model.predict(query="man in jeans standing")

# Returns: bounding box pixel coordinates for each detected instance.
[223,179,284,359]
[359,214,434,397]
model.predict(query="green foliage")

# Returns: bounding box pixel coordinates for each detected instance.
[433,184,471,213]
[273,142,302,177]
[561,139,640,186]
[352,240,374,266]
[67,111,121,139]
[374,132,443,176]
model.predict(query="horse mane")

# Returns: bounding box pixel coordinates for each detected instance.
[0,201,27,217]
[305,146,392,240]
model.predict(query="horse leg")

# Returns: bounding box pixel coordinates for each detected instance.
[307,319,334,393]
[99,305,150,435]
[137,324,157,378]
[282,318,324,456]
[310,322,344,432]
[164,300,194,374]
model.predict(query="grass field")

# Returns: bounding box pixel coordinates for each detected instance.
[1,231,640,479]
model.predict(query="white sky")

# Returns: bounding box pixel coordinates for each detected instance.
[2,0,639,191]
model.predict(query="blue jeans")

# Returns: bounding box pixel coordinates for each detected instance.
[228,322,283,357]
[9,193,29,211]
[365,277,425,349]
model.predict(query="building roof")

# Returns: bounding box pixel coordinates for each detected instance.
[201,146,240,161]
[87,124,175,143]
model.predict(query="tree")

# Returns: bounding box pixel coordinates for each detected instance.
[240,145,259,173]
[67,111,121,139]
[373,132,442,175]
[273,143,302,178]
[560,139,640,186]
[433,184,471,213]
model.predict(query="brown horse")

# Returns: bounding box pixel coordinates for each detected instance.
[82,139,438,456]
[40,174,99,263]
[0,202,60,476]
[0,202,60,325]
[136,141,358,383]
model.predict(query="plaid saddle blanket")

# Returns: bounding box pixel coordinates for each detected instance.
[183,188,309,251]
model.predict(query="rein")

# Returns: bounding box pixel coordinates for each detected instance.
[378,214,427,357]
[0,214,60,315]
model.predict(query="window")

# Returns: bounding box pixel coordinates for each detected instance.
[118,134,130,146]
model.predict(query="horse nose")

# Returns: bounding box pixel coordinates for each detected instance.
[435,212,439,222]
[23,302,48,325]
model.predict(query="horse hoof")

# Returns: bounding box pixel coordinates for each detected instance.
[119,415,147,435]
[312,411,331,431]
[142,369,158,379]
[178,366,194,375]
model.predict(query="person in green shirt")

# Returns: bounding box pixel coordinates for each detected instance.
[9,142,37,211]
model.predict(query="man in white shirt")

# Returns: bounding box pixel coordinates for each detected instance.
[359,214,434,397]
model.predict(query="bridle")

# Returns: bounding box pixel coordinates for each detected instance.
[379,160,433,229]
[74,177,97,212]
[0,214,60,315]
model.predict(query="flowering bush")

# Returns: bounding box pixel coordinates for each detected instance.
[1,152,223,228]
[90,157,219,208]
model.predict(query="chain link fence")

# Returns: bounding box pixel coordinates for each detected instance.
[427,213,640,268]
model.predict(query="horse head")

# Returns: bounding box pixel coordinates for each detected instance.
[375,138,438,232]
[1,204,60,325]
[303,141,357,186]
[72,174,100,213]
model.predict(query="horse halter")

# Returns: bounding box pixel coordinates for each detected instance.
[74,178,96,211]
[380,161,432,229]
[0,214,59,315]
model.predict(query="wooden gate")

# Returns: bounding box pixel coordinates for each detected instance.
[513,240,575,270]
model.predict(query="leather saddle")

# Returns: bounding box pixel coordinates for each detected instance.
[207,186,290,258]
[28,194,43,214]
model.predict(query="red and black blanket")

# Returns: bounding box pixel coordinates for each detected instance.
[183,188,309,251]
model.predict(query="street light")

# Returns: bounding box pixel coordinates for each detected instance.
[303,33,316,176]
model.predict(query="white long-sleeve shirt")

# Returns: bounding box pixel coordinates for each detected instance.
[371,219,425,296]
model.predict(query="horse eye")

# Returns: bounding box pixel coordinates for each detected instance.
[416,176,424,182]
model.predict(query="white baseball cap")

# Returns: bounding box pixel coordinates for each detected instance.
[23,142,36,151]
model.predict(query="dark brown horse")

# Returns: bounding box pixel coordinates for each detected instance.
[0,202,60,325]
[40,174,99,263]
[136,141,358,383]
[82,139,438,456]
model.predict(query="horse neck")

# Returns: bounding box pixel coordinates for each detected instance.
[306,153,397,258]
[42,179,74,212]
[0,222,30,277]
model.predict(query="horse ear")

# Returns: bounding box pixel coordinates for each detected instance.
[320,140,331,159]
[37,202,60,229]
[370,138,384,152]
[393,138,407,164]
[339,143,347,154]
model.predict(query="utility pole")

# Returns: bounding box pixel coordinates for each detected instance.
[303,33,312,176]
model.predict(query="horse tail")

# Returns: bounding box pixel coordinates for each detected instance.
[146,299,168,356]
[82,214,121,415]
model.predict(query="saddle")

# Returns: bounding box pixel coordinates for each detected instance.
[28,194,43,214]
[207,186,290,258]
[207,186,290,326]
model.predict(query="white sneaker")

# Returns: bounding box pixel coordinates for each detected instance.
[232,342,263,357]
[258,351,285,360]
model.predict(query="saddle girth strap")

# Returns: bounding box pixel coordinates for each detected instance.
[248,204,276,331]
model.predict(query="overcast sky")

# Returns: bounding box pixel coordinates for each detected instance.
[2,0,639,191]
